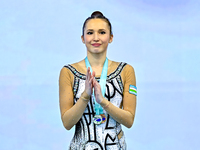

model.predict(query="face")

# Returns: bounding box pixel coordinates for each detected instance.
[81,19,113,54]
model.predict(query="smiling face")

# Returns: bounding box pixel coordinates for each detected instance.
[81,18,113,55]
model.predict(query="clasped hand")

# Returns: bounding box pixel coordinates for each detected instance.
[84,67,104,104]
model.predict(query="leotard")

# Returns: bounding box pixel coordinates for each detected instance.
[59,61,136,150]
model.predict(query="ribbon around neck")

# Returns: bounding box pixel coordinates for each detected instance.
[85,57,108,115]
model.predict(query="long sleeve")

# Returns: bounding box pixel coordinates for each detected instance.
[100,64,137,128]
[59,67,90,130]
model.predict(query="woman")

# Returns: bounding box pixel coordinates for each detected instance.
[59,11,137,150]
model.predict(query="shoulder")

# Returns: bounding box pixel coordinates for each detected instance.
[109,60,126,69]
[123,63,135,72]
[60,59,86,79]
[109,60,120,66]
[112,60,134,72]
[59,63,77,77]
[120,63,136,83]
[63,61,81,69]
[59,66,71,78]
[71,60,85,68]
[62,59,85,72]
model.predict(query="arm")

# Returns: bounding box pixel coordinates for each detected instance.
[93,64,136,128]
[59,67,94,130]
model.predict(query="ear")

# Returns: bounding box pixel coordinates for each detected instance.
[81,35,85,43]
[109,34,113,43]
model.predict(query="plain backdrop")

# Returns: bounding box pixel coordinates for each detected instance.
[0,0,200,149]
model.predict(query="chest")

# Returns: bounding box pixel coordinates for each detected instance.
[91,67,103,76]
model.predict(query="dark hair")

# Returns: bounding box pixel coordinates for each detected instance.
[82,11,113,36]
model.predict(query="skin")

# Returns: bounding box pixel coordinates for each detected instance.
[81,19,113,75]
[81,18,113,100]
[60,18,136,130]
[81,18,113,56]
[80,19,136,129]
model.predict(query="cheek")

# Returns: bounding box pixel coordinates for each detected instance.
[102,36,111,43]
[84,36,92,43]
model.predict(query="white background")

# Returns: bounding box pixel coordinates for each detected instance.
[0,0,200,149]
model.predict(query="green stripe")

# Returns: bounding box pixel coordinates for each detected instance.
[130,87,136,91]
[129,89,137,93]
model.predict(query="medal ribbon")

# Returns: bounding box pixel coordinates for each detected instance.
[85,57,108,115]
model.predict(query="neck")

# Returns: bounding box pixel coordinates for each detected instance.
[87,51,107,67]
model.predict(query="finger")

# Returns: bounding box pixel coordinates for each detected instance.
[94,80,101,91]
[88,67,90,75]
[93,79,98,86]
[87,67,91,80]
[88,71,91,81]
[89,76,93,84]
[92,71,95,77]
[93,78,97,87]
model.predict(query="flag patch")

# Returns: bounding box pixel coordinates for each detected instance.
[129,85,137,96]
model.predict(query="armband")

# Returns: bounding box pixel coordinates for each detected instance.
[129,85,137,96]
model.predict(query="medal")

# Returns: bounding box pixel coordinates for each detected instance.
[100,114,106,123]
[93,115,102,125]
[85,57,108,125]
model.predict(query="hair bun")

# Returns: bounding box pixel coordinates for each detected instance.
[91,11,104,17]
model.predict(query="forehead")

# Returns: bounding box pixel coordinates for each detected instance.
[85,18,109,30]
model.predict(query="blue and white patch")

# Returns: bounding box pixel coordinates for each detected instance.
[129,85,137,96]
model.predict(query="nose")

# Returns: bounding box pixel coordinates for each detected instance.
[93,32,99,41]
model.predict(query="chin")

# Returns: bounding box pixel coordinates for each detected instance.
[93,50,105,54]
[89,47,107,54]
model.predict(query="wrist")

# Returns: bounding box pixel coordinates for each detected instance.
[81,91,90,103]
[100,98,109,108]
[82,90,90,99]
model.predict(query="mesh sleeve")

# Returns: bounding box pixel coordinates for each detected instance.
[122,64,137,117]
[59,67,74,117]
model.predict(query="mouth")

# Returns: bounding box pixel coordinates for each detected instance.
[92,43,101,47]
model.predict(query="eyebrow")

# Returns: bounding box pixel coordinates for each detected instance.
[86,29,106,31]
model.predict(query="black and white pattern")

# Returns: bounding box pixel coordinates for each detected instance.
[65,62,127,150]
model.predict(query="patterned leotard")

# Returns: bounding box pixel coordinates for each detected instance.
[65,62,127,150]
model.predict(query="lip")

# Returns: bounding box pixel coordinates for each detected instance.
[92,43,101,47]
